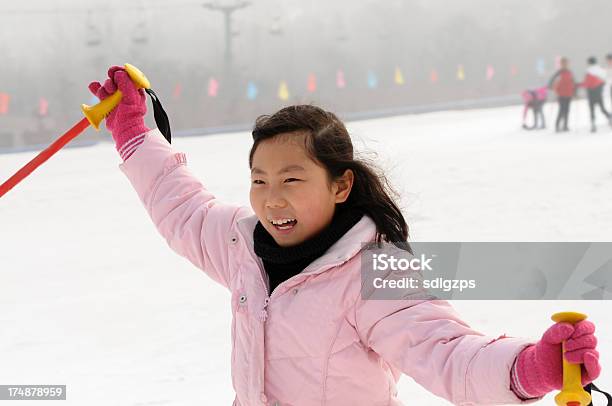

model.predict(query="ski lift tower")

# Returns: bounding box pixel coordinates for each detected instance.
[202,0,251,74]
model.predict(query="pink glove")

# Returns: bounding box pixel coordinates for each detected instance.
[88,66,150,161]
[512,320,601,399]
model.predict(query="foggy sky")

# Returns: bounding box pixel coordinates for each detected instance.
[2,0,612,146]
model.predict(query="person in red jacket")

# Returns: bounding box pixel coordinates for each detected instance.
[607,53,612,110]
[578,56,611,133]
[548,57,576,132]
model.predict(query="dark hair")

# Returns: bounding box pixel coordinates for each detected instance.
[588,56,597,65]
[607,53,612,60]
[249,104,411,253]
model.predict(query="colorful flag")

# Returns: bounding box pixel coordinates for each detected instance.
[208,77,219,97]
[336,70,346,89]
[430,70,438,84]
[307,73,317,93]
[172,83,182,100]
[38,97,48,116]
[536,58,546,76]
[247,81,258,100]
[278,81,289,101]
[394,67,404,85]
[367,71,378,88]
[457,65,465,81]
[486,65,495,81]
[0,92,10,114]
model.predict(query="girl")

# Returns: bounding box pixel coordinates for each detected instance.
[521,86,547,130]
[89,66,601,405]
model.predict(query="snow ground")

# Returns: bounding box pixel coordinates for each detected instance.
[1,100,611,405]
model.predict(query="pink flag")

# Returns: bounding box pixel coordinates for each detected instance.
[486,65,495,80]
[39,97,48,116]
[0,92,9,114]
[172,83,182,100]
[307,73,317,93]
[336,70,346,89]
[208,78,219,97]
[430,70,438,83]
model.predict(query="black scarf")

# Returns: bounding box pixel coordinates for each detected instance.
[253,205,364,294]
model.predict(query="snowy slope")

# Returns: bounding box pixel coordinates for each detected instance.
[1,101,611,405]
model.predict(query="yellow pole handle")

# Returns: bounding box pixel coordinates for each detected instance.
[552,311,592,406]
[81,63,151,130]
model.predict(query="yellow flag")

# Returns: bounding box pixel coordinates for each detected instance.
[394,67,404,85]
[457,64,465,81]
[278,81,289,101]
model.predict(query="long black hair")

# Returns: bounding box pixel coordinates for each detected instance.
[249,104,411,253]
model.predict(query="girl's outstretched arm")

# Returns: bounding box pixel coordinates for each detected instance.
[351,298,541,405]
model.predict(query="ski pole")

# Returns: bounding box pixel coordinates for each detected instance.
[0,63,150,199]
[552,311,592,406]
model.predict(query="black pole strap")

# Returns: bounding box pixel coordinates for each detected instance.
[145,88,171,144]
[586,383,612,406]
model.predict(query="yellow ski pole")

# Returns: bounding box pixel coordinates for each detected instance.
[0,63,150,198]
[552,311,592,406]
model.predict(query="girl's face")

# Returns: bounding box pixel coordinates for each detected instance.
[249,132,353,247]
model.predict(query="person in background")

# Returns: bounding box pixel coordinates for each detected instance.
[578,56,611,133]
[548,57,576,133]
[521,86,547,130]
[606,53,612,111]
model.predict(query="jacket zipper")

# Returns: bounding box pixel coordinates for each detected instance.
[255,256,270,322]
[247,237,359,323]
[256,259,304,322]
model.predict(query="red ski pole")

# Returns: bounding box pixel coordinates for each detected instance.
[0,63,150,199]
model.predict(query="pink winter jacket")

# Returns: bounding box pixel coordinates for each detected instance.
[119,129,538,406]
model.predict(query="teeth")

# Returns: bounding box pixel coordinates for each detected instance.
[270,218,296,225]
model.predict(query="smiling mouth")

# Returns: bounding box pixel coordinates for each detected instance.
[269,218,298,231]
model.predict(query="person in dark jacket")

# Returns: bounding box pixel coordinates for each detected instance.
[548,57,576,132]
[578,56,610,133]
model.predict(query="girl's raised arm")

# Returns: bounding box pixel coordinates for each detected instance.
[90,66,250,289]
[119,128,251,289]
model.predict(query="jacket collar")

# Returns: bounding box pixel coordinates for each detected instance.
[237,213,377,276]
